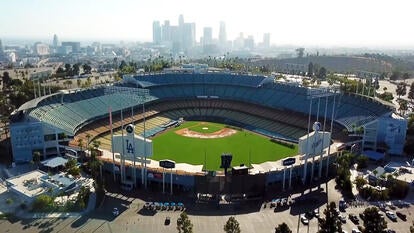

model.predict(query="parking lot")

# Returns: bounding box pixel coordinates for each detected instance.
[1,179,414,232]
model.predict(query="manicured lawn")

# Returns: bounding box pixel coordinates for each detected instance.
[152,121,298,171]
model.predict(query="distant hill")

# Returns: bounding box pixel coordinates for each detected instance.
[252,55,393,74]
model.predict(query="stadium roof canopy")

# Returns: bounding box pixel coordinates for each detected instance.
[17,93,60,111]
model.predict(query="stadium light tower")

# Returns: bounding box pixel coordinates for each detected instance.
[302,87,338,184]
[106,86,150,187]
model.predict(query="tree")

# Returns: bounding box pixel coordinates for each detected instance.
[317,67,327,79]
[32,194,54,212]
[177,212,193,233]
[354,176,368,189]
[65,158,80,176]
[396,82,407,99]
[403,72,410,82]
[56,67,65,74]
[408,82,414,103]
[390,71,401,80]
[275,222,292,233]
[73,63,80,76]
[32,151,42,168]
[64,64,72,76]
[398,99,408,115]
[318,202,342,233]
[307,62,314,77]
[295,48,305,58]
[363,207,387,233]
[82,64,92,74]
[224,216,241,233]
[2,71,11,90]
[410,221,414,233]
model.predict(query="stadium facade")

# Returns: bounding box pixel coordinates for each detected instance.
[8,71,407,194]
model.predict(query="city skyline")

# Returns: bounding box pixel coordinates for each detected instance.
[0,0,414,48]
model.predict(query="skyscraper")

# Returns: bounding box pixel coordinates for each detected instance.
[182,22,196,50]
[152,21,162,44]
[263,33,270,48]
[0,38,3,56]
[219,21,227,48]
[179,14,184,28]
[162,20,171,41]
[203,27,213,46]
[53,34,59,48]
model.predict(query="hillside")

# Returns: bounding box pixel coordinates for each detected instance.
[252,55,393,73]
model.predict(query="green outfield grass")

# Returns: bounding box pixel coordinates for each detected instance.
[152,121,298,171]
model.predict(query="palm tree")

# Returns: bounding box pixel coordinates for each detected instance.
[177,212,193,233]
[32,151,42,168]
[224,216,241,233]
[77,138,84,151]
[275,223,292,233]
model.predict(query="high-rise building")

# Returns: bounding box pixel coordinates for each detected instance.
[53,34,59,48]
[34,42,50,56]
[219,21,227,47]
[0,38,4,55]
[245,35,255,50]
[179,14,184,28]
[152,21,162,44]
[182,23,196,50]
[263,33,270,48]
[203,27,213,46]
[162,20,171,41]
[61,42,81,53]
[234,32,245,50]
[157,15,196,54]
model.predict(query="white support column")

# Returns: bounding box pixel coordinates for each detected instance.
[162,168,165,194]
[326,94,336,177]
[303,98,313,184]
[170,168,173,195]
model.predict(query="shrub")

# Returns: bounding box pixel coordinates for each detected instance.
[6,198,13,205]
[32,194,54,212]
[354,176,367,189]
[356,155,368,169]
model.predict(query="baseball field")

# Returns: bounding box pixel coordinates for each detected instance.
[152,121,298,171]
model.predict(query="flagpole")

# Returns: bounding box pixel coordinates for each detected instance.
[142,102,146,188]
[131,106,136,187]
[121,108,125,182]
[109,107,115,182]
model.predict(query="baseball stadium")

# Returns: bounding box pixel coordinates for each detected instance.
[10,68,405,197]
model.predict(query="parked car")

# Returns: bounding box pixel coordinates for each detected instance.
[359,213,365,221]
[305,211,314,219]
[313,209,320,218]
[339,214,347,223]
[112,207,119,216]
[349,214,359,224]
[164,217,170,225]
[352,229,362,233]
[396,211,407,221]
[339,198,347,211]
[385,229,396,233]
[301,215,309,225]
[386,211,397,222]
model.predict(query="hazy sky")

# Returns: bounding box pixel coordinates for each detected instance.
[1,0,413,48]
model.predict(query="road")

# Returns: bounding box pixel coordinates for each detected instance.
[0,179,413,232]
